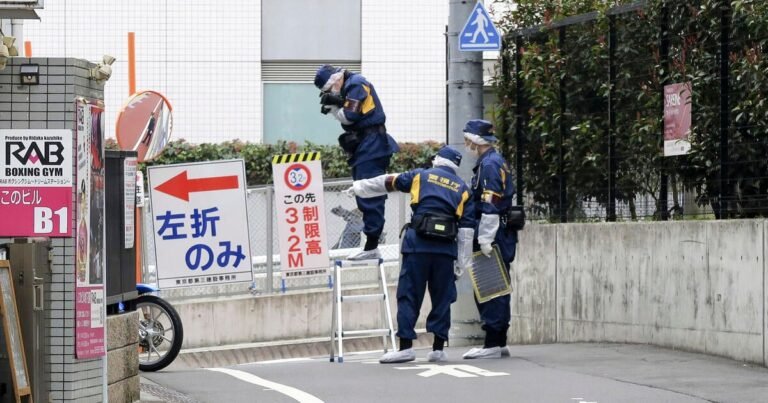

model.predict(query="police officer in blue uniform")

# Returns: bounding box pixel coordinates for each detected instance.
[461,119,519,359]
[315,65,399,260]
[346,146,475,363]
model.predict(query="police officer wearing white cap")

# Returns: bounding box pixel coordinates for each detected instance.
[462,119,519,359]
[314,64,399,260]
[346,146,476,363]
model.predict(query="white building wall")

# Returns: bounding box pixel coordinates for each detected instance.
[24,0,262,144]
[23,0,454,144]
[361,0,448,143]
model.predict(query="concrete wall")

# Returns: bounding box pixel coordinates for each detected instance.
[172,219,768,366]
[510,220,766,365]
[106,311,139,403]
[175,283,432,350]
[509,224,558,345]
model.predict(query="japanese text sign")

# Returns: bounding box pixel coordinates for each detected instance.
[0,129,73,237]
[74,98,106,359]
[664,82,692,156]
[148,159,253,289]
[272,153,330,278]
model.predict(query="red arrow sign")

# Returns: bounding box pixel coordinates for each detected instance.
[154,170,239,201]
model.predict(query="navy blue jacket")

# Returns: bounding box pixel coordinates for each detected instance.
[340,72,399,166]
[471,148,518,262]
[392,166,475,257]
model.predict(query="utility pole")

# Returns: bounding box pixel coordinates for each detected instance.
[448,0,484,181]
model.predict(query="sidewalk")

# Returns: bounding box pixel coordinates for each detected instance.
[138,376,165,403]
[140,376,200,403]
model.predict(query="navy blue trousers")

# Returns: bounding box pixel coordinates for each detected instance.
[475,259,511,347]
[351,156,390,238]
[395,253,456,341]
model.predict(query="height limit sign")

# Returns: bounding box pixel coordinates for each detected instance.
[272,152,329,278]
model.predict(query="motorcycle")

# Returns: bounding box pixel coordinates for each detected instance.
[131,283,184,372]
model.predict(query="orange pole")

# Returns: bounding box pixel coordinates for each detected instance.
[24,41,31,58]
[128,32,136,95]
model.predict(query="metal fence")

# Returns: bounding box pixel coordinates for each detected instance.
[140,179,410,299]
[499,0,768,223]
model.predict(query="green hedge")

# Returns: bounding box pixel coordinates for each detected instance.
[106,139,442,186]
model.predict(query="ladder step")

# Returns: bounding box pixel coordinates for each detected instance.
[341,294,385,303]
[335,259,382,268]
[341,329,391,337]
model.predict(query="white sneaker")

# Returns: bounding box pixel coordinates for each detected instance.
[500,346,510,357]
[427,350,447,362]
[462,346,502,359]
[347,248,381,261]
[379,348,415,364]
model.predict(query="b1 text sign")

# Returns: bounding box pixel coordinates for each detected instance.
[0,130,73,237]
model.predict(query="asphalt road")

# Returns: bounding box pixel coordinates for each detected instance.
[143,343,768,403]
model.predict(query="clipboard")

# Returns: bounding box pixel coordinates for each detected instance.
[467,245,511,304]
[0,261,33,403]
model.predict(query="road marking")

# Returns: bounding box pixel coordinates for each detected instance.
[394,364,509,378]
[254,357,313,365]
[208,368,324,403]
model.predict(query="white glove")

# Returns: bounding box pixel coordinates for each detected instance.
[343,186,356,198]
[477,213,500,246]
[457,227,474,273]
[348,175,391,199]
[453,261,465,279]
[480,242,493,257]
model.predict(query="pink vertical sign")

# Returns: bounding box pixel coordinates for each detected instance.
[663,82,692,156]
[74,98,106,359]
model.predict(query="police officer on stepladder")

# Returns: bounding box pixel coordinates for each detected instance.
[314,64,399,260]
[345,146,475,363]
[461,119,519,359]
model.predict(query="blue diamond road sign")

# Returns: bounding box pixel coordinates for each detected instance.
[459,2,501,51]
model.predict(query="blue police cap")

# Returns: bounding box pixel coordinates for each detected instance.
[464,119,497,142]
[314,64,340,90]
[436,146,462,167]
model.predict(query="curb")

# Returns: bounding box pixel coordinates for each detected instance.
[172,332,434,369]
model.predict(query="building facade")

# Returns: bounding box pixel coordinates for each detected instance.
[23,0,468,145]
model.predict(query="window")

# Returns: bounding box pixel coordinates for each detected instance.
[263,83,340,145]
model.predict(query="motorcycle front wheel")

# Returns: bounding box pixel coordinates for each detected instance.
[135,294,184,372]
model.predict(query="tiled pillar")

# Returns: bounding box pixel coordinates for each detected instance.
[0,57,107,403]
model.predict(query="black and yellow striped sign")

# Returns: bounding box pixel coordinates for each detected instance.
[272,152,322,164]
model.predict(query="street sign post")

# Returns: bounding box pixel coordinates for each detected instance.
[148,159,253,289]
[459,1,501,51]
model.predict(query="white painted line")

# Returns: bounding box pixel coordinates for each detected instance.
[394,364,509,378]
[208,368,324,403]
[251,357,313,365]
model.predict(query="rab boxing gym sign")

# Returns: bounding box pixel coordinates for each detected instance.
[0,130,73,237]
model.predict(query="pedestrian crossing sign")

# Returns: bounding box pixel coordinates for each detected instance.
[459,1,501,51]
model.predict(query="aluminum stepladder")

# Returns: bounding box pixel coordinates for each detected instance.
[330,258,396,363]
